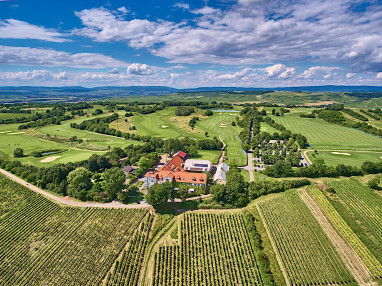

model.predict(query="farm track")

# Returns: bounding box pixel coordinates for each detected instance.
[0,168,151,209]
[299,189,373,285]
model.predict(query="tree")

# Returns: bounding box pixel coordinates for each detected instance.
[138,157,150,171]
[13,148,24,158]
[368,177,381,190]
[205,131,209,137]
[204,109,213,116]
[176,185,189,202]
[146,182,172,207]
[102,167,126,198]
[67,167,92,201]
[231,121,236,126]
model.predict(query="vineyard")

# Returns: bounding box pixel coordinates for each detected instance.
[0,175,152,286]
[258,193,355,285]
[152,212,264,286]
[326,179,382,263]
[105,213,154,286]
[308,186,382,278]
[0,174,36,217]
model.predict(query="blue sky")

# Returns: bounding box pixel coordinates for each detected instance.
[0,0,382,87]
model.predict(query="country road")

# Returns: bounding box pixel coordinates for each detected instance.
[0,168,151,209]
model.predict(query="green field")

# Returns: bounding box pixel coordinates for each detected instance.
[0,112,141,167]
[0,175,152,285]
[308,150,382,167]
[272,112,382,150]
[196,113,247,166]
[0,112,34,120]
[260,122,278,134]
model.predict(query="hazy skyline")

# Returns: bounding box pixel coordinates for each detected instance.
[1,0,382,87]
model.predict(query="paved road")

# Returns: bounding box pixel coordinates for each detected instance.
[0,168,151,209]
[241,151,255,182]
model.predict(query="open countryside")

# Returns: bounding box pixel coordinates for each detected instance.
[2,0,382,285]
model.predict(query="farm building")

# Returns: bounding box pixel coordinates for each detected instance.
[183,159,212,172]
[213,162,229,184]
[145,151,210,189]
[121,165,137,176]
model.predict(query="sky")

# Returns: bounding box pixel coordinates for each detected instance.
[0,0,382,88]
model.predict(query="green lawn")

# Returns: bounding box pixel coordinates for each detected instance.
[132,108,206,139]
[196,150,221,164]
[0,113,34,120]
[307,150,382,167]
[272,112,382,150]
[260,122,278,134]
[196,113,247,166]
[0,113,140,167]
[37,114,139,149]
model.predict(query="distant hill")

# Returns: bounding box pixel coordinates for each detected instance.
[0,85,382,103]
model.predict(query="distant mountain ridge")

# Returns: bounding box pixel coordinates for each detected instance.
[1,85,382,103]
[1,85,382,95]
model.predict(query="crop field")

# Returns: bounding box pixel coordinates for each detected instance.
[326,179,382,261]
[308,186,382,278]
[307,150,382,167]
[0,175,152,285]
[152,212,263,286]
[258,193,355,285]
[272,112,382,150]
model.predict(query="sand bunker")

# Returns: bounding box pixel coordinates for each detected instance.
[40,156,61,163]
[0,131,11,133]
[7,132,25,135]
[161,125,169,128]
[331,152,351,156]
[219,126,227,128]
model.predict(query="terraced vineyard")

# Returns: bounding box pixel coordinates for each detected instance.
[308,187,382,278]
[258,193,355,285]
[152,212,263,286]
[0,175,152,286]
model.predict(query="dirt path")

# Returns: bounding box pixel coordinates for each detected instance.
[217,135,226,165]
[0,168,151,209]
[256,204,291,286]
[299,189,373,285]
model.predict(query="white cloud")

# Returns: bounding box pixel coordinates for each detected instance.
[377,72,382,79]
[216,68,252,80]
[299,66,340,79]
[174,3,190,10]
[0,70,55,81]
[71,2,382,72]
[346,73,356,79]
[127,63,153,75]
[73,7,179,48]
[109,68,120,74]
[117,7,128,15]
[191,6,219,15]
[0,19,68,42]
[263,64,295,78]
[0,45,127,68]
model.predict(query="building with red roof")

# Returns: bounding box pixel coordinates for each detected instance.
[145,151,208,189]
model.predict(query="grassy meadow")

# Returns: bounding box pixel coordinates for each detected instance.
[272,111,382,150]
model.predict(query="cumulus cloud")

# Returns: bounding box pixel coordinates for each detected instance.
[174,3,190,10]
[377,72,382,79]
[299,66,340,79]
[0,45,127,68]
[127,63,153,75]
[73,7,179,48]
[216,68,252,80]
[0,19,68,42]
[109,68,120,74]
[346,73,356,79]
[263,64,295,78]
[191,6,219,15]
[71,2,382,73]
